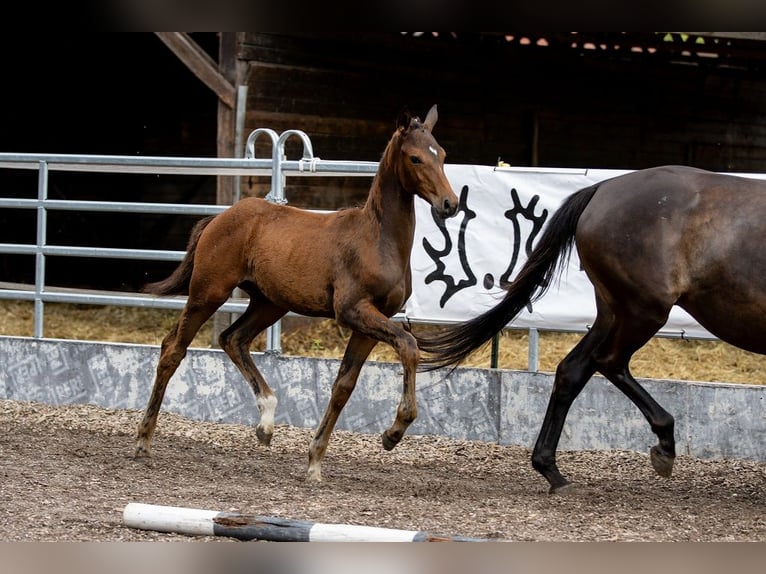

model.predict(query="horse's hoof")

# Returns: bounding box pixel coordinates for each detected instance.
[133,446,150,459]
[549,481,575,495]
[132,447,154,466]
[650,445,675,478]
[381,431,399,451]
[306,466,322,483]
[255,426,272,447]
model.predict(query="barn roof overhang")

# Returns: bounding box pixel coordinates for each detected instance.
[400,32,766,72]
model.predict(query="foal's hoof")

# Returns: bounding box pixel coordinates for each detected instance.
[381,431,400,451]
[306,466,322,483]
[132,446,154,466]
[255,426,273,447]
[650,445,675,478]
[133,445,150,459]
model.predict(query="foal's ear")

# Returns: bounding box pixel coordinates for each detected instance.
[423,105,438,131]
[397,107,414,131]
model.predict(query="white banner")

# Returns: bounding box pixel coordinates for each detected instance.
[408,165,713,339]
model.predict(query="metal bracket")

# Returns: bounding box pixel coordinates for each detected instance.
[244,128,316,206]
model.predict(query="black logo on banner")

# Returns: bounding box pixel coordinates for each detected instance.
[422,185,548,307]
[423,185,477,307]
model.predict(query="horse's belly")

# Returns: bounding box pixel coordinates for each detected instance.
[681,295,766,355]
[265,284,335,317]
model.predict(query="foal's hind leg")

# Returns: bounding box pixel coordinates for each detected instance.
[134,298,223,459]
[218,297,287,447]
[307,331,378,482]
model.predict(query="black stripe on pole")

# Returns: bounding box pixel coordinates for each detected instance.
[212,512,313,542]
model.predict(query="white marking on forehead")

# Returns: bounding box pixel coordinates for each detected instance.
[428,145,438,157]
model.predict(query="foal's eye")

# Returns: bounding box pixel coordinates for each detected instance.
[409,155,422,165]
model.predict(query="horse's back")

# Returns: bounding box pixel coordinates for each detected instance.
[191,198,348,314]
[581,165,766,253]
[196,198,408,318]
[577,165,766,353]
[209,197,355,251]
[579,165,766,252]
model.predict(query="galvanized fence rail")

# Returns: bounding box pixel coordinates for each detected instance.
[0,129,386,353]
[0,129,551,369]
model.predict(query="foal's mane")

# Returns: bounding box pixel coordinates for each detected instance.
[363,114,423,218]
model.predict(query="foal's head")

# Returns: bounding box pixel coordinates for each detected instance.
[391,105,458,219]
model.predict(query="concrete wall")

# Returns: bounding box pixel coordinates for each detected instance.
[1,335,765,461]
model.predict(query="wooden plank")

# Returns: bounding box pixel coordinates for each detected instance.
[216,33,238,204]
[212,33,244,342]
[155,32,235,109]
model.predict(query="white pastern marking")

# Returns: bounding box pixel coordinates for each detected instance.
[256,394,278,431]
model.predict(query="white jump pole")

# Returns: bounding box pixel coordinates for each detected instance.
[123,502,490,542]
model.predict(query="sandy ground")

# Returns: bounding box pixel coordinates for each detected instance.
[2,399,766,543]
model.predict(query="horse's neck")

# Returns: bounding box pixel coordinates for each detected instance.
[364,168,416,253]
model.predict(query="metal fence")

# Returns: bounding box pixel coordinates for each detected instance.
[0,128,550,370]
[0,129,384,353]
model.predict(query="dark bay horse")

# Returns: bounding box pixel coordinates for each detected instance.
[416,165,766,493]
[134,105,458,481]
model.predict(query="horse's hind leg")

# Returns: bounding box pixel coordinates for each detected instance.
[307,331,378,482]
[134,299,222,459]
[218,297,287,447]
[533,307,676,493]
[594,313,676,479]
[532,326,602,493]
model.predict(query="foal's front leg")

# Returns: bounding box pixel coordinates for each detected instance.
[379,325,419,452]
[307,332,377,482]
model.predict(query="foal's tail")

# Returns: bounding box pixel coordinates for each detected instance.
[416,183,601,371]
[141,215,216,296]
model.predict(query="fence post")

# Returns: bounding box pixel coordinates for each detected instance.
[528,327,539,372]
[33,161,49,338]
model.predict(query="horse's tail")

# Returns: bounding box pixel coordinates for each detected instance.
[416,183,601,371]
[141,215,216,296]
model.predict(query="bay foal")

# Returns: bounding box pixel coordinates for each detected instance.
[134,105,458,481]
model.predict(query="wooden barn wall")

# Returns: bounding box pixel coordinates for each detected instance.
[237,33,766,210]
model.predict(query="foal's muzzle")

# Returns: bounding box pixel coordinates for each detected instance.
[434,196,458,219]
